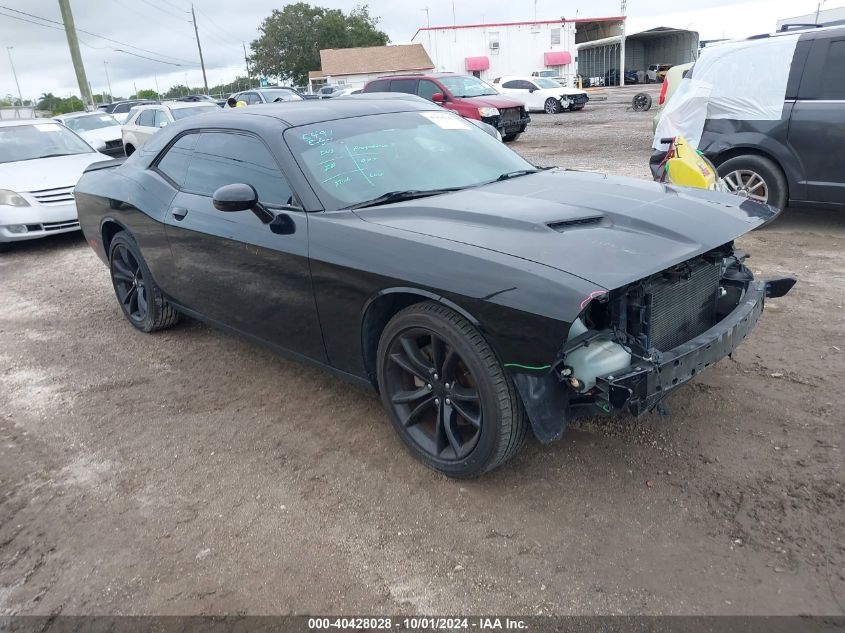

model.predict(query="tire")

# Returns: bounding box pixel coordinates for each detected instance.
[108,231,179,333]
[544,97,563,114]
[717,154,787,210]
[376,302,528,478]
[502,133,521,143]
[632,92,652,112]
[124,144,135,156]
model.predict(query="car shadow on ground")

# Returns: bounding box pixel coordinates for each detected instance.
[0,231,88,256]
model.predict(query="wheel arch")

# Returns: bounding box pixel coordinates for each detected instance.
[709,145,791,199]
[360,288,482,388]
[100,218,130,256]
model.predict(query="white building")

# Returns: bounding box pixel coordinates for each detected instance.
[410,17,625,83]
[777,5,845,30]
[308,44,434,93]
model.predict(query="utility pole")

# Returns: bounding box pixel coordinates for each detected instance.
[191,4,209,94]
[57,0,94,109]
[5,46,23,106]
[815,1,826,24]
[103,60,113,103]
[242,42,251,88]
[619,0,627,87]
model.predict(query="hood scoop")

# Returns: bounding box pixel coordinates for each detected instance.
[547,216,604,232]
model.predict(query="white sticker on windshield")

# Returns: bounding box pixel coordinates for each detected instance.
[419,111,471,130]
[33,124,59,132]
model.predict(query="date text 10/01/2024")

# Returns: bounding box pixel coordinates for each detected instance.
[307,617,528,630]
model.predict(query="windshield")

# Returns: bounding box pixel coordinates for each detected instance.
[62,114,119,132]
[171,105,220,120]
[0,122,93,163]
[285,110,534,210]
[534,78,561,89]
[261,89,304,102]
[438,75,498,98]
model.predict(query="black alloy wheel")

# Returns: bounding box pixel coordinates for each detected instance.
[377,302,528,478]
[111,242,148,324]
[108,231,180,332]
[383,327,483,461]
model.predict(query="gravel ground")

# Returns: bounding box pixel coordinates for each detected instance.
[1,86,843,616]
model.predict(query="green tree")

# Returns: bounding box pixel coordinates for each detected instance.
[250,3,389,86]
[134,89,160,100]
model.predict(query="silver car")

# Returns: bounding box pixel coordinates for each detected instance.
[121,102,219,155]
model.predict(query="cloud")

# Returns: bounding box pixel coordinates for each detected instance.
[0,0,822,100]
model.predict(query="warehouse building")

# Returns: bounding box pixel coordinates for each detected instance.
[411,17,698,86]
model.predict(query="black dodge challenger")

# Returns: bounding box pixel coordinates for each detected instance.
[75,98,795,477]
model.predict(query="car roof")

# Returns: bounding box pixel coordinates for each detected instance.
[164,101,219,109]
[0,118,63,128]
[55,111,111,119]
[168,97,441,129]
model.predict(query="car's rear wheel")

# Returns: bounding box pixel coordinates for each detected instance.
[717,154,787,210]
[502,132,521,142]
[544,97,563,114]
[108,232,179,333]
[377,302,528,478]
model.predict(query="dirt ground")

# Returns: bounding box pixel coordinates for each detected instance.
[1,85,843,616]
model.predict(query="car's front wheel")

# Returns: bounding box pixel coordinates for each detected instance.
[544,98,563,114]
[377,302,528,478]
[109,232,179,332]
[717,154,787,210]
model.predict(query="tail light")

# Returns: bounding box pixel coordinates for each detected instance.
[658,78,669,106]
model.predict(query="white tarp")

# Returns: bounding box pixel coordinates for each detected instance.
[653,33,800,150]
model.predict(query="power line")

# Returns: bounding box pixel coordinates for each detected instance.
[0,4,197,64]
[0,9,197,67]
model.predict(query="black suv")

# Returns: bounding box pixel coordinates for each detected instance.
[652,25,845,210]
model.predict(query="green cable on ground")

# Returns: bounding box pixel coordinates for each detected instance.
[503,363,552,371]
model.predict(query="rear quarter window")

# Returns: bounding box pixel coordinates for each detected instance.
[820,40,845,99]
[365,79,390,92]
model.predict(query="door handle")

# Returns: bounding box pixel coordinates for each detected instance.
[171,207,188,221]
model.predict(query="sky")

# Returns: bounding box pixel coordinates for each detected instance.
[0,0,834,101]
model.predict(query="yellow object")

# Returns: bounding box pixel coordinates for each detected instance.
[665,136,717,189]
[235,100,247,107]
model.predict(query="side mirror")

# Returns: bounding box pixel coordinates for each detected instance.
[213,183,258,213]
[431,92,445,103]
[528,88,536,93]
[158,121,168,128]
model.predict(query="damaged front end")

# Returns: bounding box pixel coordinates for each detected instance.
[512,242,795,443]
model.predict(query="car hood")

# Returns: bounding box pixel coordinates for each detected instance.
[0,152,112,192]
[459,94,525,109]
[354,170,776,291]
[78,127,122,149]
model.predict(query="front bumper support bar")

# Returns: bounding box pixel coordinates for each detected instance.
[597,279,791,416]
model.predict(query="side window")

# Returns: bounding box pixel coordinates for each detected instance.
[389,79,418,94]
[502,80,522,89]
[365,79,390,92]
[137,109,155,127]
[155,133,198,187]
[820,40,845,100]
[524,81,539,90]
[114,103,130,114]
[245,92,262,104]
[183,132,295,206]
[153,110,168,127]
[417,80,442,101]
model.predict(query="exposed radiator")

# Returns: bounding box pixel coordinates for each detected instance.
[645,261,721,351]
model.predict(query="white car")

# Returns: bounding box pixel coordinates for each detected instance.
[0,119,110,245]
[493,76,589,113]
[54,111,125,157]
[122,102,219,155]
